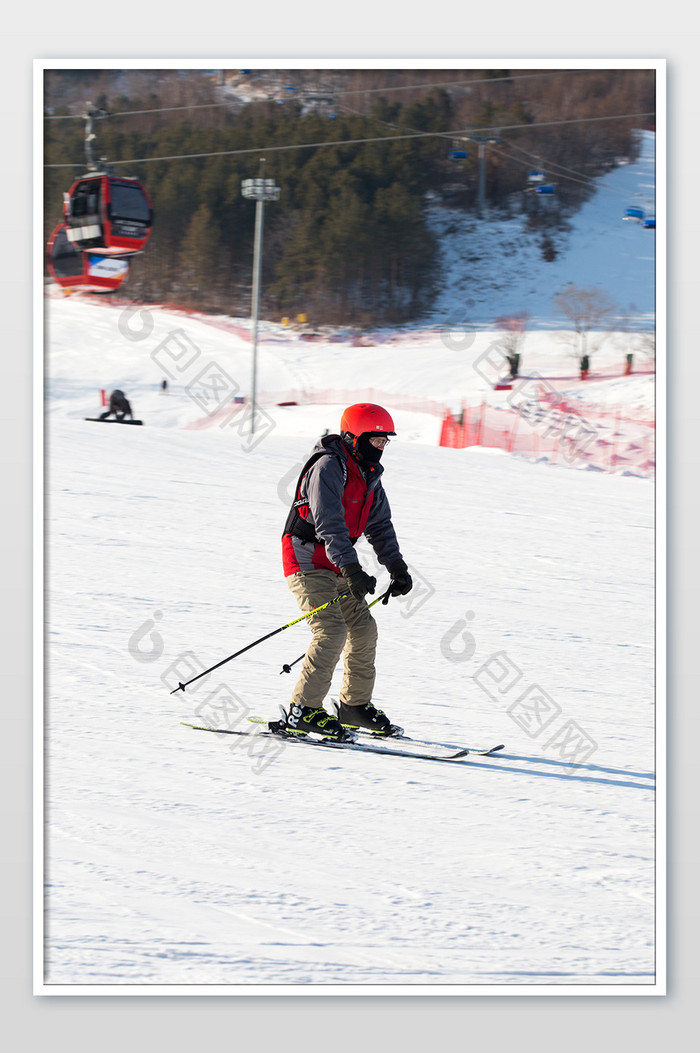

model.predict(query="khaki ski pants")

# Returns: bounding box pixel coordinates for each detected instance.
[285,569,378,710]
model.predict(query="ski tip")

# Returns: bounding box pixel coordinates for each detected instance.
[455,743,505,757]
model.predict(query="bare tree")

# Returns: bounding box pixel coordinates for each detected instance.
[611,303,656,373]
[553,284,617,377]
[494,310,529,377]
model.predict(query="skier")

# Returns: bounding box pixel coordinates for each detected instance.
[99,389,134,422]
[282,403,413,740]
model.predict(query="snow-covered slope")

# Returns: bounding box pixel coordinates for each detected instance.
[42,307,657,990]
[421,130,656,329]
[40,128,658,991]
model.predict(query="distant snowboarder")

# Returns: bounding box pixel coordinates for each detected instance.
[99,389,134,422]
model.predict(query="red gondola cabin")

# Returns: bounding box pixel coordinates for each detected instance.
[63,174,153,255]
[47,224,130,293]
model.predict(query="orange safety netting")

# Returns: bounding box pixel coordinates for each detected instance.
[439,401,655,477]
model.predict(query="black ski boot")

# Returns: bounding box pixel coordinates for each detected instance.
[285,703,356,741]
[337,701,398,736]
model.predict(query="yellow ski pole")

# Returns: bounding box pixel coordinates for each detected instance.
[170,591,353,694]
[280,588,391,675]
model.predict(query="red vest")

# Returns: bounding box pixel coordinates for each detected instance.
[282,449,377,575]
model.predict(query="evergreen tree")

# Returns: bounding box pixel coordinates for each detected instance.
[179,203,220,301]
[43,68,655,323]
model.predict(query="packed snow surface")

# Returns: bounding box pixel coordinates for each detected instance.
[42,133,657,990]
[43,305,656,990]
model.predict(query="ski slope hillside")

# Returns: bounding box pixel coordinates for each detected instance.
[45,290,654,425]
[42,289,658,990]
[44,132,656,426]
[421,130,656,329]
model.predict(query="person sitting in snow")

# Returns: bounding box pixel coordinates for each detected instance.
[99,389,134,422]
[281,402,413,741]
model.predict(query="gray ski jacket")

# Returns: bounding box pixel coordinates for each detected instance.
[282,434,403,576]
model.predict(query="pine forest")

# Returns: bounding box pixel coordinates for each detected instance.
[43,68,656,326]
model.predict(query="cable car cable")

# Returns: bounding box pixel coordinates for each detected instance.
[44,110,656,169]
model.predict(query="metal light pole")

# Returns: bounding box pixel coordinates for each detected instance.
[241,163,280,434]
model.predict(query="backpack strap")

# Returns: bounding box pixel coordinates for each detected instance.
[282,442,348,544]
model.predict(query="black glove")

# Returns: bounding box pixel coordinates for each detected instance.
[388,559,413,597]
[340,562,377,601]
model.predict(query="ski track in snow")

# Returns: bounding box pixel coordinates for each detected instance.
[42,135,657,988]
[44,382,655,988]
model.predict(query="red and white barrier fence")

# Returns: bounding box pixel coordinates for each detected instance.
[439,400,655,477]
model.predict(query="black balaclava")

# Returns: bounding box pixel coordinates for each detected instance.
[356,432,384,465]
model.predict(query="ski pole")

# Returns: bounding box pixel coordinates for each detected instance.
[170,591,352,694]
[280,587,391,674]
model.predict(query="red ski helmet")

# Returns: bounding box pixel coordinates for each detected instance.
[340,403,396,441]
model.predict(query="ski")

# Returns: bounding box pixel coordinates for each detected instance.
[182,721,493,763]
[340,727,504,756]
[247,713,504,757]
